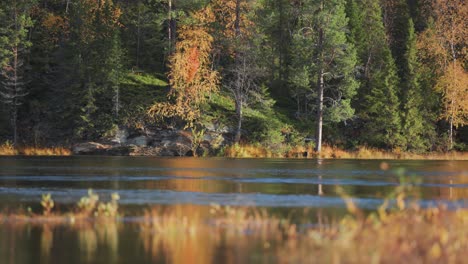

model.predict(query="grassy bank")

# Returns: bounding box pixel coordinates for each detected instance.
[0,141,465,159]
[0,142,71,156]
[223,144,468,160]
[1,191,468,263]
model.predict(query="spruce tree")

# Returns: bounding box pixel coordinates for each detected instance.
[401,19,427,151]
[381,0,411,81]
[57,0,122,139]
[348,0,404,149]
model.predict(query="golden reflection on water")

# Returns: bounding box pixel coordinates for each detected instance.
[40,225,53,262]
[76,221,120,263]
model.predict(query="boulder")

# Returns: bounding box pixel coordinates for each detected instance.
[127,136,148,147]
[110,127,129,145]
[73,142,112,154]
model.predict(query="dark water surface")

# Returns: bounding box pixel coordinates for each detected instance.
[0,156,467,263]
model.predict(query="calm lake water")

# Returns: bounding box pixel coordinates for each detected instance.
[0,156,467,263]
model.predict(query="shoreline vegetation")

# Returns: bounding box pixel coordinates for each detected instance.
[0,0,466,160]
[0,142,71,156]
[0,142,466,160]
[2,190,468,263]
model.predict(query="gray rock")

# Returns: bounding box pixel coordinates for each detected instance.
[73,142,112,154]
[127,136,148,147]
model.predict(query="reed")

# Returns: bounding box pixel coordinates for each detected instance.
[0,141,18,155]
[3,191,468,263]
[20,146,71,156]
[0,143,71,156]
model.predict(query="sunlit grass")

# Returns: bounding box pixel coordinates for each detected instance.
[223,143,283,158]
[0,142,71,156]
[223,143,468,160]
[20,146,71,156]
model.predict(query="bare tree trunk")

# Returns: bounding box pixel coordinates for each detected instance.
[12,104,18,146]
[315,69,324,152]
[449,115,453,150]
[66,0,71,13]
[136,5,141,68]
[168,0,176,54]
[234,0,241,38]
[235,101,242,143]
[315,3,324,153]
[12,47,19,146]
[233,0,242,143]
[113,86,119,119]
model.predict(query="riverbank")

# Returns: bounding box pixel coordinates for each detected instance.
[0,144,71,156]
[224,144,468,160]
[1,194,468,263]
[0,142,466,160]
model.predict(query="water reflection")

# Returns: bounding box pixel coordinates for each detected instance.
[317,159,324,196]
[0,157,467,210]
[0,157,468,263]
[1,204,334,264]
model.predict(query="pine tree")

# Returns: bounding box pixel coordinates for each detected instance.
[348,0,404,149]
[0,0,36,145]
[290,0,358,152]
[256,0,293,98]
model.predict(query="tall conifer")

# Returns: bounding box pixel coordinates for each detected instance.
[347,0,404,149]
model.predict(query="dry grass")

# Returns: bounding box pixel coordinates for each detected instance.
[3,193,468,263]
[223,144,284,158]
[224,143,468,160]
[0,143,71,156]
[136,203,468,264]
[0,142,18,155]
[20,146,71,156]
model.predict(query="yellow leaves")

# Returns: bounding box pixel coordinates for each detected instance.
[41,14,69,44]
[435,62,468,127]
[74,0,122,43]
[192,5,215,24]
[418,0,467,131]
[211,0,254,39]
[429,243,442,259]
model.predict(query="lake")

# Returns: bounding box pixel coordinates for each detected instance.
[0,156,467,263]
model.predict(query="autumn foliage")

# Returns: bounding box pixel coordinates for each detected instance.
[149,6,219,127]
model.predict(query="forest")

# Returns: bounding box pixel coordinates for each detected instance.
[0,0,466,155]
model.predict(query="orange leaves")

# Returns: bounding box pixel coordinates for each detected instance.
[148,6,220,127]
[186,47,200,84]
[211,0,254,39]
[41,14,69,45]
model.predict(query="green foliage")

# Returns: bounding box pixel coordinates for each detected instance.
[289,0,358,145]
[77,189,100,215]
[349,0,404,149]
[77,189,120,217]
[401,19,429,151]
[96,192,120,217]
[41,193,54,216]
[121,73,168,87]
[0,0,463,152]
[190,126,205,157]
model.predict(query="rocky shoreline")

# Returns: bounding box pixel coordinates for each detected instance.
[72,126,232,157]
